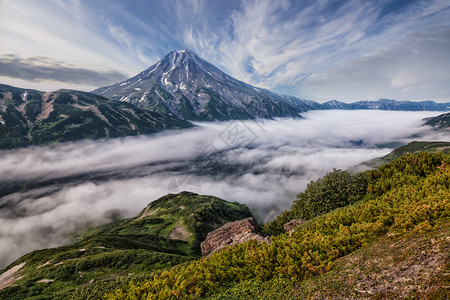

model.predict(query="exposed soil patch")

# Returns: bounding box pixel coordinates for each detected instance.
[36,279,54,284]
[72,103,112,126]
[37,92,57,121]
[0,262,26,290]
[117,107,139,130]
[2,92,12,100]
[168,225,192,242]
[16,93,29,122]
[37,260,52,269]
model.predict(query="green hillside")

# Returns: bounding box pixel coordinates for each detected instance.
[361,141,450,169]
[0,192,252,299]
[0,84,192,149]
[0,153,448,299]
[108,152,449,299]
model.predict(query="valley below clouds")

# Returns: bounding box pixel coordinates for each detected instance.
[0,110,447,268]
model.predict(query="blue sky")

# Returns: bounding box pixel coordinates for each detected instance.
[0,0,449,102]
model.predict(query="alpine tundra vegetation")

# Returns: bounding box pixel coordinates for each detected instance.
[0,152,448,299]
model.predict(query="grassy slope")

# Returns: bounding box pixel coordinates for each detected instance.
[210,152,450,300]
[0,192,252,299]
[107,152,449,299]
[361,141,450,169]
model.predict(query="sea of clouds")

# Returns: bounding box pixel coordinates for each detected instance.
[0,110,448,268]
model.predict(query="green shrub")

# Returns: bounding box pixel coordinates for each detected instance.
[107,153,449,299]
[264,169,368,235]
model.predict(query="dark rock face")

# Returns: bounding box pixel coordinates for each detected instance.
[200,217,269,257]
[283,219,306,235]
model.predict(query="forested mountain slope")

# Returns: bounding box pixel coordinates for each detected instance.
[0,84,192,149]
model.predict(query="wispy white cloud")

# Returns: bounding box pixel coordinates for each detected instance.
[183,0,450,101]
[0,0,153,91]
[106,22,155,67]
[304,27,450,101]
[1,0,449,99]
[186,0,380,88]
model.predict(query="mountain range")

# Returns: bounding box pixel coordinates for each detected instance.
[1,49,449,149]
[93,49,450,121]
[0,84,192,149]
[322,99,450,111]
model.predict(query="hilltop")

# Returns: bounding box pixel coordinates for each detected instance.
[0,192,252,299]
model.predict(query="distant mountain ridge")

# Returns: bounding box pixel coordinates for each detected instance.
[323,99,450,111]
[93,49,450,121]
[0,84,192,149]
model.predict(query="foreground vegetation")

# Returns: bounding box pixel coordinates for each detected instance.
[108,152,449,299]
[0,152,448,299]
[208,222,449,299]
[0,193,251,299]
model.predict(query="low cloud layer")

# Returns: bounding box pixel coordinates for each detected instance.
[0,54,127,87]
[0,110,447,268]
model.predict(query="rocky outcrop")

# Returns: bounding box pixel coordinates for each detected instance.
[200,217,269,257]
[283,219,306,235]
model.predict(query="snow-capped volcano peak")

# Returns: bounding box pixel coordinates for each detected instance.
[92,50,317,121]
[174,48,193,54]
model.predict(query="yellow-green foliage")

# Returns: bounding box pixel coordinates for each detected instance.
[263,169,368,235]
[107,152,450,299]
